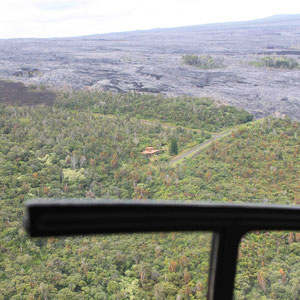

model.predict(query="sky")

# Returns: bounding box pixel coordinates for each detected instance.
[0,0,299,38]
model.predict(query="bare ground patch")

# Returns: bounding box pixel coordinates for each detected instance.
[0,80,55,106]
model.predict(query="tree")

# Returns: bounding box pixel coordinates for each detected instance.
[170,138,178,155]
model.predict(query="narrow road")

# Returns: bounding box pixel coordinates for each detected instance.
[170,130,232,165]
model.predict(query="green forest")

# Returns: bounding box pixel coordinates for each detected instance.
[0,90,299,299]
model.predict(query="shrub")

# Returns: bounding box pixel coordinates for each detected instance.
[250,56,299,69]
[182,54,223,69]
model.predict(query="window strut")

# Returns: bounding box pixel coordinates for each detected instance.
[24,200,300,300]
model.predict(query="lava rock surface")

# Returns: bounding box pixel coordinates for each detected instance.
[0,15,299,119]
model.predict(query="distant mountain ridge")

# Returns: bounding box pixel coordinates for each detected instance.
[84,14,300,37]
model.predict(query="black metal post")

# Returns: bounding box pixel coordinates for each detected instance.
[24,200,300,300]
[208,229,244,300]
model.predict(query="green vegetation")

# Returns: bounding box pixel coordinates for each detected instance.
[154,118,299,204]
[170,138,178,155]
[57,91,252,132]
[235,231,300,299]
[0,90,299,299]
[182,54,223,69]
[290,42,300,50]
[0,104,201,201]
[250,56,299,69]
[0,104,212,299]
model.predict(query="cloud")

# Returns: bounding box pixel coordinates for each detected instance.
[0,0,299,38]
[33,0,86,11]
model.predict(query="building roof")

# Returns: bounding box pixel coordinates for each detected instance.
[142,147,159,155]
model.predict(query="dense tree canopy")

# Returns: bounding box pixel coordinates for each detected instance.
[0,91,299,299]
[56,91,253,132]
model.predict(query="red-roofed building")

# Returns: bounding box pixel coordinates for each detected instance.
[142,147,160,157]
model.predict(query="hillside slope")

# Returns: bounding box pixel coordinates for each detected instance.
[0,92,299,299]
